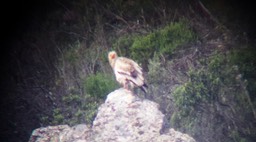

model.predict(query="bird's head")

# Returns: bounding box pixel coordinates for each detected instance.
[108,51,117,60]
[108,51,118,68]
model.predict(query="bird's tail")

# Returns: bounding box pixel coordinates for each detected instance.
[127,77,148,94]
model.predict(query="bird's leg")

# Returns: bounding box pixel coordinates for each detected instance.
[124,80,134,95]
[122,79,131,92]
[123,80,129,90]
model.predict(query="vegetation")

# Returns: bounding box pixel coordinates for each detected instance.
[171,48,256,141]
[147,53,168,84]
[84,73,118,99]
[113,20,197,67]
[41,72,118,126]
[3,0,256,142]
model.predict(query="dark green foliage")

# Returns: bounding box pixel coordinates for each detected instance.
[112,35,135,58]
[131,20,196,65]
[229,47,256,101]
[64,42,81,64]
[147,53,168,84]
[52,109,65,125]
[111,20,196,67]
[42,39,119,126]
[81,73,118,123]
[172,49,256,141]
[62,92,100,125]
[62,93,81,105]
[113,20,196,65]
[46,73,118,126]
[83,73,118,99]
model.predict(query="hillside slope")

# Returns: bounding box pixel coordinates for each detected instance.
[1,0,255,142]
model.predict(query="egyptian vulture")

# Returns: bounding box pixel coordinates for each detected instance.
[108,51,148,93]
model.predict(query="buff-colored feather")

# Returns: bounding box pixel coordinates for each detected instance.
[108,51,147,93]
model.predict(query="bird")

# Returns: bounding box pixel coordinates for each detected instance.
[108,51,148,93]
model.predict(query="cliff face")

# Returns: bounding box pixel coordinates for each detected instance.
[29,88,195,142]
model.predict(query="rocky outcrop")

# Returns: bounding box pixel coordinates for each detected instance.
[29,88,196,142]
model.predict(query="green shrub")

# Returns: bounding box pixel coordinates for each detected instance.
[52,108,65,125]
[147,53,168,84]
[171,50,256,141]
[229,47,256,99]
[83,73,118,99]
[172,77,209,117]
[61,94,100,125]
[46,72,118,126]
[131,20,196,65]
[62,94,81,104]
[112,35,136,58]
[81,73,118,123]
[63,41,81,64]
[111,20,197,67]
[131,33,156,64]
[83,101,99,123]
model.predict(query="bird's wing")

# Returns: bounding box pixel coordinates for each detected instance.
[114,57,144,86]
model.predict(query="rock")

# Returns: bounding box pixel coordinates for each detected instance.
[29,88,196,142]
[28,124,91,142]
[29,125,70,142]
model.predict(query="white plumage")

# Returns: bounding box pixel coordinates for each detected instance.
[108,51,148,93]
